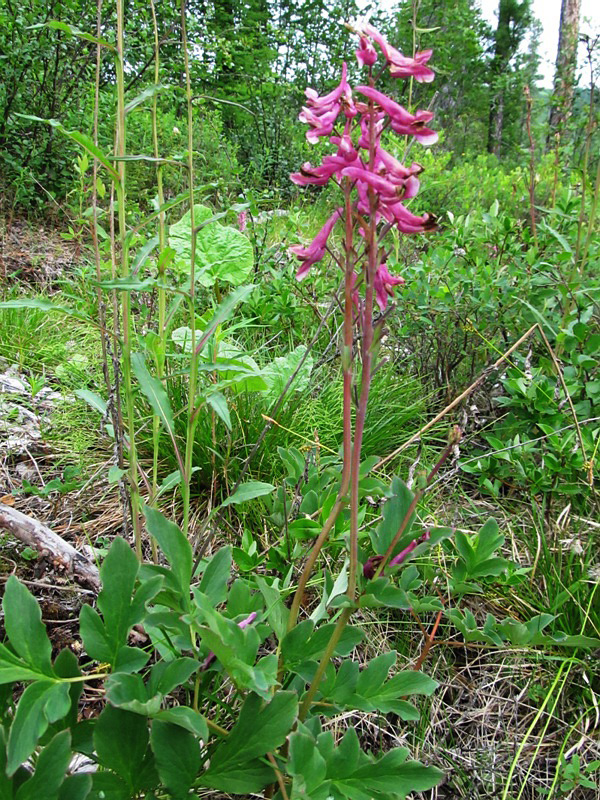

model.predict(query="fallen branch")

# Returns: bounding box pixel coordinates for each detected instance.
[0,506,100,591]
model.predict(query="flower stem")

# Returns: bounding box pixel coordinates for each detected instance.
[181,0,198,539]
[299,607,353,720]
[115,0,142,557]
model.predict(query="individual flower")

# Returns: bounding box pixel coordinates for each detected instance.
[375,149,423,200]
[290,156,347,187]
[360,23,435,83]
[237,211,247,232]
[380,200,437,234]
[289,208,343,279]
[355,33,377,67]
[374,263,404,310]
[300,63,356,143]
[356,86,438,146]
[341,164,400,199]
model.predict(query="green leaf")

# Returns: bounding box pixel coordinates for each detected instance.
[221,481,275,508]
[474,518,503,561]
[74,389,107,415]
[255,576,289,642]
[105,673,162,716]
[154,707,208,739]
[131,354,178,452]
[170,204,254,287]
[98,276,156,291]
[201,692,298,791]
[98,537,139,649]
[125,84,172,115]
[197,546,231,606]
[207,391,231,430]
[58,774,92,800]
[94,706,149,791]
[0,641,49,684]
[14,117,121,184]
[7,681,71,775]
[80,537,141,667]
[0,728,13,798]
[108,466,127,484]
[151,720,201,799]
[201,761,274,794]
[89,773,130,799]
[288,726,443,800]
[148,657,200,697]
[15,730,71,800]
[540,222,572,254]
[143,505,192,600]
[261,345,314,403]
[337,745,443,798]
[0,298,91,324]
[26,20,114,49]
[193,284,256,356]
[370,477,416,557]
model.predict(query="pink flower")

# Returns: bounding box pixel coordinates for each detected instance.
[360,24,435,83]
[237,211,247,232]
[289,208,343,279]
[380,201,437,234]
[290,156,347,187]
[356,86,438,146]
[356,34,377,67]
[341,165,399,199]
[374,263,404,310]
[300,63,356,143]
[330,130,358,162]
[389,530,430,567]
[299,104,341,144]
[375,150,423,200]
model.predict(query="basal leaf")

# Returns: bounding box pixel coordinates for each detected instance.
[154,707,208,739]
[94,706,149,792]
[151,720,201,799]
[3,577,54,677]
[261,345,314,403]
[97,537,140,662]
[370,477,416,557]
[201,692,297,791]
[14,730,71,800]
[7,681,71,775]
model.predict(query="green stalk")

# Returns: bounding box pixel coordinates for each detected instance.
[115,0,142,557]
[148,0,166,561]
[299,608,352,720]
[180,0,198,539]
[285,183,356,636]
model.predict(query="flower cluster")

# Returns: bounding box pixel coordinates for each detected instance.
[289,23,437,310]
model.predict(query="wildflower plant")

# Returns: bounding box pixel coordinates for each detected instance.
[1,19,598,800]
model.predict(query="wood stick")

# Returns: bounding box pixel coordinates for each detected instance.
[0,506,100,591]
